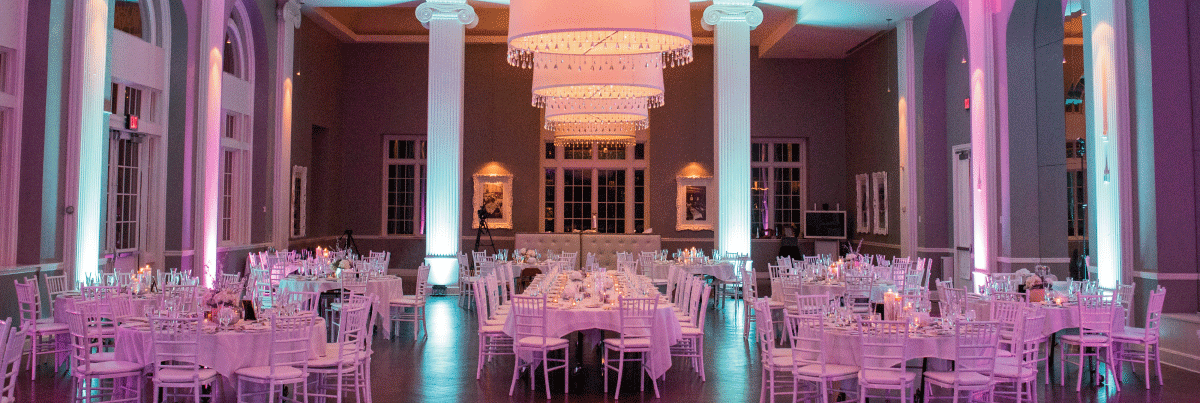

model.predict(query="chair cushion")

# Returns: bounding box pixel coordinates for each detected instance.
[1060,334,1110,344]
[516,336,570,348]
[479,325,506,334]
[30,322,69,334]
[1111,327,1153,342]
[484,318,506,326]
[234,365,305,380]
[36,318,57,325]
[767,300,786,310]
[992,363,1032,378]
[76,360,144,376]
[603,338,653,349]
[389,296,420,306]
[859,369,917,385]
[308,353,363,368]
[924,370,992,386]
[90,352,116,362]
[680,327,704,336]
[794,363,859,378]
[154,368,219,383]
[765,353,792,371]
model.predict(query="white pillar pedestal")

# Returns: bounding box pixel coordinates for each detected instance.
[73,0,114,283]
[193,0,226,287]
[273,0,302,249]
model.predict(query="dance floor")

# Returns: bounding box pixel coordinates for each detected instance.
[10,296,1198,402]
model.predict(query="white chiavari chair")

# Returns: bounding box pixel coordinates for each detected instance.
[671,284,710,382]
[604,296,661,398]
[1,318,25,403]
[857,320,916,403]
[844,274,874,317]
[458,252,475,308]
[508,295,569,399]
[754,298,793,403]
[149,314,219,402]
[45,274,73,308]
[1060,293,1121,391]
[785,313,859,402]
[1113,286,1167,388]
[473,278,513,379]
[307,294,373,403]
[235,313,316,402]
[924,321,1001,402]
[995,311,1044,403]
[65,303,144,403]
[14,278,69,380]
[389,265,430,340]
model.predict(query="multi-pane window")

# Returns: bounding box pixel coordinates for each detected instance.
[0,49,9,94]
[751,139,808,238]
[124,86,142,118]
[218,112,251,244]
[223,27,245,78]
[383,136,427,235]
[106,132,141,251]
[1066,140,1087,240]
[543,142,647,233]
[113,0,145,39]
[291,166,307,238]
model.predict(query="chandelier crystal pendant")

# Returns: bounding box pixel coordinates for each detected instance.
[551,127,638,147]
[543,99,650,133]
[507,0,694,69]
[532,53,666,109]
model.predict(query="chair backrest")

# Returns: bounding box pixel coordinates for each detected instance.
[340,270,369,295]
[754,298,778,362]
[13,279,42,330]
[952,321,1000,381]
[1009,311,1044,377]
[331,294,374,360]
[276,289,321,313]
[471,278,491,329]
[777,274,802,308]
[108,294,136,324]
[687,283,711,328]
[613,296,658,347]
[150,314,205,379]
[64,300,107,372]
[1142,286,1166,339]
[510,295,552,348]
[858,320,910,375]
[1076,293,1116,343]
[993,291,1027,302]
[266,313,316,378]
[0,320,24,402]
[889,262,910,289]
[45,274,71,297]
[794,293,830,316]
[220,272,241,287]
[939,286,966,316]
[485,274,503,320]
[786,314,832,373]
[617,261,638,276]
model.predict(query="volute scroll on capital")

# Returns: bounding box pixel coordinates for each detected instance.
[278,0,302,29]
[416,2,479,29]
[701,4,764,31]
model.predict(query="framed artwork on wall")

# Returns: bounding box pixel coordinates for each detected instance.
[855,173,870,233]
[676,176,714,231]
[473,174,513,229]
[872,171,888,235]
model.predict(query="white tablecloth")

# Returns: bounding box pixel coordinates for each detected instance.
[969,298,1124,336]
[114,318,327,378]
[820,328,958,367]
[277,276,405,339]
[502,299,682,379]
[656,262,738,282]
[769,280,894,303]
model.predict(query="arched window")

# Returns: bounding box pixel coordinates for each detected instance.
[114,0,165,46]
[219,2,255,245]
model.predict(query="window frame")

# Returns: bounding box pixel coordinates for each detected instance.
[381,135,428,236]
[541,142,647,233]
[218,111,252,245]
[751,139,808,238]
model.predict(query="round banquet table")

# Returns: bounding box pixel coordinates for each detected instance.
[818,326,959,367]
[501,294,683,379]
[969,297,1125,336]
[655,262,738,282]
[769,280,895,304]
[115,317,327,401]
[53,294,159,323]
[276,275,404,339]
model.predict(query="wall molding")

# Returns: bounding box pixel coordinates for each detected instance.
[993,257,1070,263]
[1133,271,1200,281]
[859,240,901,250]
[0,262,62,276]
[916,247,954,254]
[163,249,196,257]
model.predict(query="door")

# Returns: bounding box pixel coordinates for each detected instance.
[952,145,973,285]
[105,131,145,272]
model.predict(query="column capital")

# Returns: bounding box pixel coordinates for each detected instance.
[702,3,763,31]
[416,1,478,30]
[278,0,301,29]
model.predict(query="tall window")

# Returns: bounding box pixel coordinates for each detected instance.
[219,112,251,243]
[383,136,427,235]
[0,48,9,94]
[291,166,308,238]
[106,131,142,252]
[1066,139,1086,242]
[543,142,647,233]
[751,139,808,238]
[113,0,144,39]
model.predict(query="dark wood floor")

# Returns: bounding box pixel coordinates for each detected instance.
[12,296,1199,402]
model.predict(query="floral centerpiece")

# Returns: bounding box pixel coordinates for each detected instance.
[1024,272,1046,302]
[330,259,352,277]
[515,248,538,262]
[204,288,243,327]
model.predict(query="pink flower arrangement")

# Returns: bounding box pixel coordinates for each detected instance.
[204,288,241,308]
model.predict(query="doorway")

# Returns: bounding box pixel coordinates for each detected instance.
[952,144,973,284]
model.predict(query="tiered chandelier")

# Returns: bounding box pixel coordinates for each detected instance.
[508,0,692,146]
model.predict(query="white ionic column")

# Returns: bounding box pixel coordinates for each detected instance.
[273,0,301,249]
[897,18,918,260]
[417,0,476,285]
[703,1,761,257]
[193,0,226,287]
[962,0,999,290]
[73,0,114,282]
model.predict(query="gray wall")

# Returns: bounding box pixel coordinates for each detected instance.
[1004,0,1068,274]
[844,30,901,256]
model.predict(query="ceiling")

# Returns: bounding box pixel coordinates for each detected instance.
[302,0,940,59]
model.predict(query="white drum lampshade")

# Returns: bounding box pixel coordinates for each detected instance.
[507,0,693,69]
[532,53,666,109]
